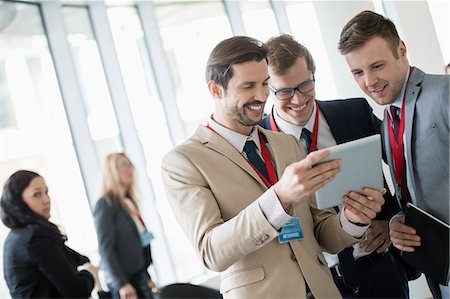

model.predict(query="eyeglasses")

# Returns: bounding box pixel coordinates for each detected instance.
[270,78,315,101]
[117,162,134,170]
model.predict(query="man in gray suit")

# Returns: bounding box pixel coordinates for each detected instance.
[338,10,449,298]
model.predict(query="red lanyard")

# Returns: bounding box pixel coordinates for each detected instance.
[309,102,320,152]
[128,200,146,228]
[269,102,320,152]
[206,124,278,188]
[386,66,413,187]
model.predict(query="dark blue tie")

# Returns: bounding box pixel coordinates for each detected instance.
[301,128,312,153]
[243,140,269,181]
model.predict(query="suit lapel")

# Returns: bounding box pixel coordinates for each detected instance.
[403,68,424,200]
[196,126,268,188]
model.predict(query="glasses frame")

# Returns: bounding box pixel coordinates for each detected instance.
[270,78,316,101]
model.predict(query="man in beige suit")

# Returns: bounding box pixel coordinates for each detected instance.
[161,36,385,298]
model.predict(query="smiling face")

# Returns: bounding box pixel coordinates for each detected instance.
[269,57,315,126]
[22,176,51,220]
[344,36,409,106]
[211,59,270,135]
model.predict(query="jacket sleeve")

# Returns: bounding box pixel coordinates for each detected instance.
[94,199,128,290]
[29,226,94,297]
[161,149,280,272]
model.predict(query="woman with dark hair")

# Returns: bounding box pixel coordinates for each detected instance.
[1,170,96,298]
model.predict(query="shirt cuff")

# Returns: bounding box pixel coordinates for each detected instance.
[340,208,369,238]
[389,211,404,226]
[258,187,293,230]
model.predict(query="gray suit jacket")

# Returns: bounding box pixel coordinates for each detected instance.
[94,197,151,290]
[382,67,449,224]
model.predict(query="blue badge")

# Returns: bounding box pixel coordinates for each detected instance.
[140,231,154,247]
[278,217,304,243]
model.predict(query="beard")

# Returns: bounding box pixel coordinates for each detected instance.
[227,101,264,127]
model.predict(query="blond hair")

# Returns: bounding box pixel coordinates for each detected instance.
[100,153,138,208]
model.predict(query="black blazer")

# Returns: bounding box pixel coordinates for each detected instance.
[3,223,94,298]
[260,98,400,219]
[94,198,152,291]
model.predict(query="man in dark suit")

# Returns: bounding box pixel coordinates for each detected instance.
[338,10,449,298]
[260,34,409,298]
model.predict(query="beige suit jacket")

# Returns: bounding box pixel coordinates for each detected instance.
[161,126,360,298]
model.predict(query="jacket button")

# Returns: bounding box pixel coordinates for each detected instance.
[291,254,297,262]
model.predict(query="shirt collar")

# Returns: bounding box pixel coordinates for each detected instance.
[391,68,410,109]
[273,102,316,140]
[208,116,261,153]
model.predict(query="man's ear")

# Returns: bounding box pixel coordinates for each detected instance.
[399,40,407,57]
[207,80,223,99]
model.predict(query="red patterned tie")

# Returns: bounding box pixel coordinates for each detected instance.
[390,106,410,207]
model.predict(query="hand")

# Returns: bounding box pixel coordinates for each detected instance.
[343,187,385,225]
[148,279,160,293]
[389,215,421,252]
[119,283,137,299]
[274,149,341,209]
[359,220,391,253]
[78,263,103,291]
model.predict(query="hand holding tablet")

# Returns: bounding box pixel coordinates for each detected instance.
[314,134,384,210]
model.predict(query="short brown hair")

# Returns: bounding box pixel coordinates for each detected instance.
[205,36,267,89]
[338,10,400,58]
[266,34,315,76]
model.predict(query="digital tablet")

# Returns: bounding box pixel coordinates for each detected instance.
[314,134,383,209]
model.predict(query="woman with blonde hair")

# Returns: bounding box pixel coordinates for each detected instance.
[94,153,157,299]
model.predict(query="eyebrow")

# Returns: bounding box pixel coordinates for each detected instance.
[240,76,270,86]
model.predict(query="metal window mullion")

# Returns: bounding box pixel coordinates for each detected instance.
[39,1,100,208]
[222,0,246,36]
[136,1,186,146]
[270,0,291,33]
[87,1,176,284]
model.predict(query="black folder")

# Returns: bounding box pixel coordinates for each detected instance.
[402,203,450,285]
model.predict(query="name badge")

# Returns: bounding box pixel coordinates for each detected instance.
[278,217,304,243]
[140,231,154,247]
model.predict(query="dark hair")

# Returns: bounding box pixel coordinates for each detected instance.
[205,36,268,89]
[1,170,65,239]
[266,33,315,76]
[338,10,400,58]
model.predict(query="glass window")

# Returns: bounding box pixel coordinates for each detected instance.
[285,2,338,101]
[107,6,182,283]
[0,2,97,296]
[153,1,233,136]
[240,0,278,42]
[427,0,449,66]
[62,6,122,159]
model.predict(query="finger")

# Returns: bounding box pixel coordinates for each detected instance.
[309,160,341,179]
[394,243,415,252]
[307,168,340,193]
[307,149,331,165]
[363,188,385,206]
[348,191,382,214]
[390,220,417,235]
[364,233,386,252]
[344,195,377,220]
[343,202,371,224]
[376,239,391,253]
